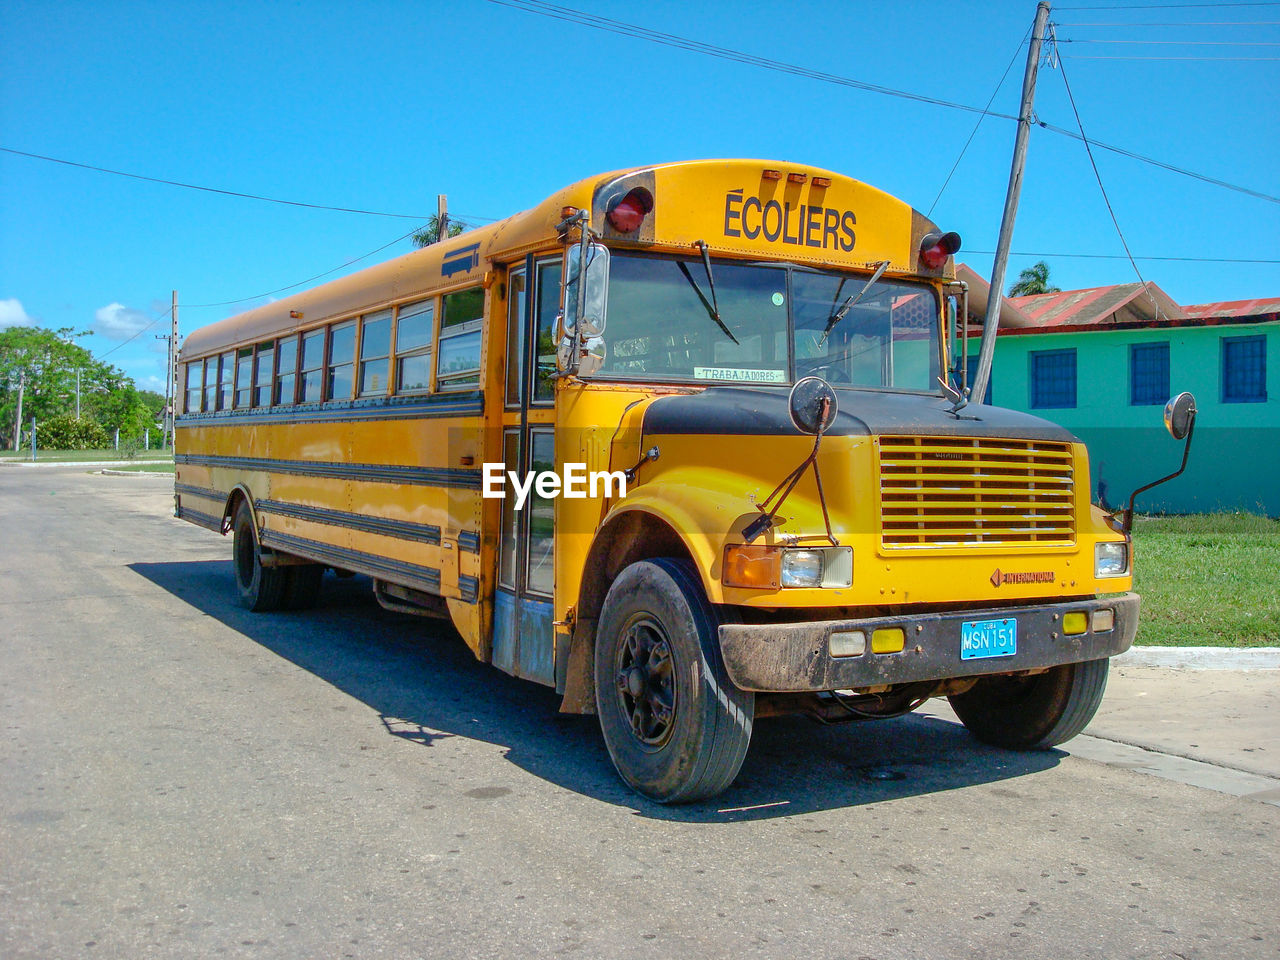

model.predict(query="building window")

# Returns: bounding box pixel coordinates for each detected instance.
[437,287,484,390]
[1222,334,1267,403]
[395,299,435,394]
[326,320,356,401]
[1030,349,1076,409]
[275,335,298,405]
[357,309,392,397]
[1130,342,1169,406]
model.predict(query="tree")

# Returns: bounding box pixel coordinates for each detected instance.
[1008,261,1061,297]
[411,214,467,248]
[0,325,148,448]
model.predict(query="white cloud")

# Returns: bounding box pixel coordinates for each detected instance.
[138,374,166,391]
[0,298,33,330]
[93,302,152,340]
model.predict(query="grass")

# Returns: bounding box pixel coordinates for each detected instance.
[1131,512,1280,647]
[0,448,173,462]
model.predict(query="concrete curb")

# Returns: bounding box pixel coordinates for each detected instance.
[1117,646,1280,670]
[98,468,175,478]
[0,460,174,469]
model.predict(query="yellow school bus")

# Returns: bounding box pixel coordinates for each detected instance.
[176,159,1143,802]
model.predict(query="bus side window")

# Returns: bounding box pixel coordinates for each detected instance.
[299,330,325,403]
[358,309,392,397]
[217,351,234,410]
[234,347,253,408]
[395,299,435,394]
[202,357,215,412]
[275,335,298,405]
[184,362,201,414]
[253,341,275,407]
[437,287,484,390]
[327,320,356,401]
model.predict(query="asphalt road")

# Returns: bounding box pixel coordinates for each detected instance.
[2,466,1277,959]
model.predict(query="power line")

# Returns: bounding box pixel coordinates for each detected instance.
[1058,19,1280,23]
[1063,36,1280,42]
[1056,2,1280,9]
[0,146,432,220]
[968,251,1280,263]
[487,0,1278,207]
[1036,120,1280,203]
[1064,53,1280,58]
[482,0,1021,122]
[182,224,430,309]
[1054,33,1157,312]
[97,307,175,361]
[928,30,1031,217]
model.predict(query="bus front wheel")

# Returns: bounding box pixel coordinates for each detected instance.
[232,501,286,612]
[594,558,754,803]
[948,657,1110,750]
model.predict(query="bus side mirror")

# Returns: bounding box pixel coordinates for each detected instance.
[562,242,610,340]
[1121,391,1197,533]
[1164,391,1196,440]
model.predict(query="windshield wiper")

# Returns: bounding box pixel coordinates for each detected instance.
[678,240,739,345]
[819,260,890,345]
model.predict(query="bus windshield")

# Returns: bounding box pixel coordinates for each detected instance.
[594,251,942,391]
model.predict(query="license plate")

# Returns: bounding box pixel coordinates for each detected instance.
[961,618,1017,660]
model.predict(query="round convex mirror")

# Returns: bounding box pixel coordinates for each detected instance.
[789,377,839,435]
[1163,391,1197,440]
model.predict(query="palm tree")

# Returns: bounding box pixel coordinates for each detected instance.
[1008,261,1061,297]
[411,214,467,248]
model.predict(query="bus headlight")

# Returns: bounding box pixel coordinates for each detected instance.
[1095,542,1129,578]
[781,549,824,588]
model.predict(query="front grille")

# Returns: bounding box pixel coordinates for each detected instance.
[877,436,1076,548]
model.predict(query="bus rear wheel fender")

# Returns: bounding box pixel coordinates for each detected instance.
[594,558,754,803]
[231,499,287,612]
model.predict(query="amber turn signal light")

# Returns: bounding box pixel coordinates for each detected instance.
[723,544,781,589]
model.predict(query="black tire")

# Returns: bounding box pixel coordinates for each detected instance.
[231,501,286,612]
[948,657,1110,750]
[594,558,754,803]
[283,565,324,610]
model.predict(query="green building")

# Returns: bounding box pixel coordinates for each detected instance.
[958,266,1278,517]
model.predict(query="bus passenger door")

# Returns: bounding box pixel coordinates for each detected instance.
[492,255,563,686]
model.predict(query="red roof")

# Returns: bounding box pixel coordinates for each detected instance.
[1182,297,1280,318]
[1009,282,1185,327]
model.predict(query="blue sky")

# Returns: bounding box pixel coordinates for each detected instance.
[2,0,1277,392]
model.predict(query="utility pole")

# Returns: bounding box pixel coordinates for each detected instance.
[436,194,449,244]
[12,369,24,452]
[76,368,81,419]
[971,0,1052,406]
[171,290,179,449]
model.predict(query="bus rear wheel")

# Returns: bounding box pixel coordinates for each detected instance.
[594,558,754,803]
[948,657,1110,750]
[232,501,286,612]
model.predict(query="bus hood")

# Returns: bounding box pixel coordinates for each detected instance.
[640,386,1076,443]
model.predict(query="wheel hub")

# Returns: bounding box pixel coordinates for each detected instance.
[615,617,677,747]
